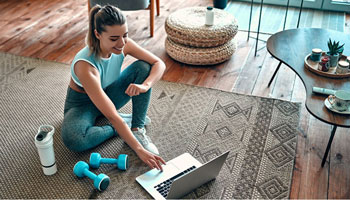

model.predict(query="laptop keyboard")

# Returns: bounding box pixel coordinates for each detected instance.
[154,165,196,198]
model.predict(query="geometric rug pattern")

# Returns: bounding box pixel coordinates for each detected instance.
[0,53,36,94]
[0,53,301,199]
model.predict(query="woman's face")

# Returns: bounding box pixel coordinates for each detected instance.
[95,23,128,57]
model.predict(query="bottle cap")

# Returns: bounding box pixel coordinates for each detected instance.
[36,130,48,141]
[312,48,322,54]
[207,6,213,10]
[35,125,55,148]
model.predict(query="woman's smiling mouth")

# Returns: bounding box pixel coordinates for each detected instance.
[113,47,123,51]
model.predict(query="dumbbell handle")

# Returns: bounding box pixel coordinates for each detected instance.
[83,168,97,180]
[100,157,118,164]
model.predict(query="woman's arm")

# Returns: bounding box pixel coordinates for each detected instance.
[123,38,166,96]
[74,61,165,170]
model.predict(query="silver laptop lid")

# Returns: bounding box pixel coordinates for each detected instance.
[166,151,230,199]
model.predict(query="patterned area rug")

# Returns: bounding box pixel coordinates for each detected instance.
[0,53,301,199]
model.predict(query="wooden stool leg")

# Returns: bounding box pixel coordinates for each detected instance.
[87,0,91,13]
[156,0,160,16]
[150,0,155,37]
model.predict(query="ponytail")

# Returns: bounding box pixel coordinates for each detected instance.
[87,5,102,58]
[86,5,126,58]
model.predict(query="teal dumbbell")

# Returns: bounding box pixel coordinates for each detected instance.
[89,152,128,170]
[73,161,110,191]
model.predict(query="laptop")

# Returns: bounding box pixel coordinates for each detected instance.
[136,151,230,199]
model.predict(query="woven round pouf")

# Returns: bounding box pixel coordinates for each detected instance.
[165,37,237,65]
[165,7,238,48]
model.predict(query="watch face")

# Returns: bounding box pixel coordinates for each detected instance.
[36,130,49,141]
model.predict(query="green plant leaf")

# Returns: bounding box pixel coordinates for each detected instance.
[328,39,332,50]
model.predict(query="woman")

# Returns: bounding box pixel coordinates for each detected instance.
[61,4,166,170]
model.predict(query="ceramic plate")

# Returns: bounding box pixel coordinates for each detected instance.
[324,98,350,115]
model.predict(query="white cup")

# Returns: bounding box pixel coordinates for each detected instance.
[336,60,349,74]
[34,125,57,175]
[327,90,350,112]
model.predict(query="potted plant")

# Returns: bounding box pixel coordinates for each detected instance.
[327,38,345,68]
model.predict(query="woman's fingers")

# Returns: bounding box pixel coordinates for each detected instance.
[155,158,164,171]
[125,85,130,95]
[146,159,158,170]
[146,161,154,169]
[145,155,165,171]
[125,86,133,96]
[129,88,135,96]
[154,156,165,171]
[149,159,161,170]
[128,85,133,96]
[156,156,166,165]
[125,84,141,96]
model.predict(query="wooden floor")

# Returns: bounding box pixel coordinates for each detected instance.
[1,0,349,198]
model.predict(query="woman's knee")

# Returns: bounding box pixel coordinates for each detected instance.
[61,122,88,152]
[134,60,152,77]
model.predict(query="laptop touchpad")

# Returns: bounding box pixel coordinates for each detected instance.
[138,162,180,183]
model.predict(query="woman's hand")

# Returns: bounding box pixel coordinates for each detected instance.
[125,83,150,97]
[135,148,166,170]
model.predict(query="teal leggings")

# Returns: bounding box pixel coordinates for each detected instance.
[61,60,151,152]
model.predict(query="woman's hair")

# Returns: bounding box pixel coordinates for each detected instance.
[87,5,126,58]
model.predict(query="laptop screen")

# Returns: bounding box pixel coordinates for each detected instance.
[166,151,229,199]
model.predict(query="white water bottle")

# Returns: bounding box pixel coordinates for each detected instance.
[205,6,214,26]
[34,125,57,175]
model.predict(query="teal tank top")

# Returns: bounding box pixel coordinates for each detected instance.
[71,46,124,89]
